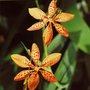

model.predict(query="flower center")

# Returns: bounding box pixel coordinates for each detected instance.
[48,18,53,23]
[34,67,40,72]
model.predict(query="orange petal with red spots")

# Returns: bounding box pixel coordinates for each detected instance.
[27,21,45,31]
[14,70,33,81]
[28,8,46,20]
[40,70,57,82]
[43,23,53,45]
[48,0,56,17]
[54,23,69,37]
[11,54,34,68]
[41,53,61,67]
[28,73,39,90]
[31,43,40,65]
[54,12,74,22]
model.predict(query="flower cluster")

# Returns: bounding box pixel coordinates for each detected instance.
[11,0,74,90]
[11,43,62,90]
[27,0,74,45]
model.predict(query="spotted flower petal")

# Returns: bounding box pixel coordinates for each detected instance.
[28,73,39,90]
[54,23,69,37]
[48,0,56,17]
[40,70,57,82]
[28,8,46,20]
[41,53,61,67]
[11,54,34,68]
[31,43,40,65]
[54,12,74,22]
[43,23,53,45]
[27,21,45,31]
[14,70,33,81]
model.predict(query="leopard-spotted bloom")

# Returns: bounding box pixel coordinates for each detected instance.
[11,43,62,90]
[27,0,74,45]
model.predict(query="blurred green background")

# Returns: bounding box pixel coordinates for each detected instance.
[0,0,90,90]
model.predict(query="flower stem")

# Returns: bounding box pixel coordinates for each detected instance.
[23,78,28,90]
[53,0,57,3]
[42,26,48,57]
[43,43,52,72]
[23,84,27,90]
[43,43,48,56]
[35,0,40,8]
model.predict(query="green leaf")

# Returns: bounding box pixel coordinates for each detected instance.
[0,85,4,90]
[46,42,77,90]
[62,3,90,54]
[21,42,30,56]
[48,35,66,54]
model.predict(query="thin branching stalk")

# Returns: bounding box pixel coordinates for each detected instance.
[35,0,40,8]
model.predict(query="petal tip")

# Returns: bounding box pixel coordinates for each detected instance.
[14,77,17,81]
[56,53,62,59]
[58,53,62,56]
[14,76,21,81]
[70,14,75,20]
[65,33,69,37]
[51,78,57,82]
[27,27,32,31]
[11,54,17,59]
[28,8,31,11]
[28,8,34,13]
[72,14,75,18]
[14,76,18,81]
[11,55,13,58]
[32,43,37,46]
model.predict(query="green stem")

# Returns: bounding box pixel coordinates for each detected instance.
[43,43,48,56]
[42,21,61,90]
[43,42,52,72]
[55,0,57,2]
[23,78,28,90]
[23,84,27,90]
[21,42,30,57]
[35,0,40,8]
[41,0,62,89]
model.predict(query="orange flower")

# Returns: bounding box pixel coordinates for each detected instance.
[11,43,62,90]
[27,0,74,45]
